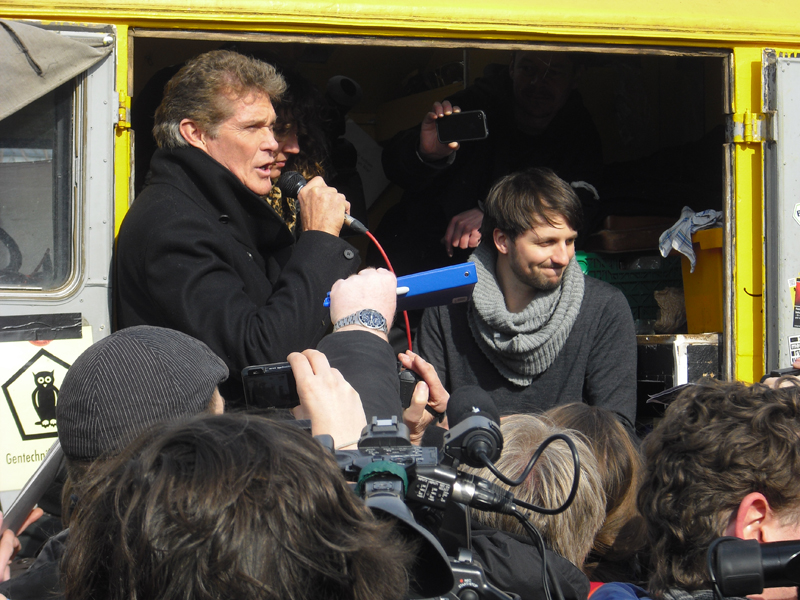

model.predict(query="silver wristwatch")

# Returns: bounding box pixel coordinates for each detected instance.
[333,309,388,334]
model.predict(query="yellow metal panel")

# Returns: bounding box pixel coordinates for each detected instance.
[4,0,800,45]
[113,24,130,233]
[731,46,764,383]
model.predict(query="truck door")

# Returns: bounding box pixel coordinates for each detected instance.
[763,50,800,372]
[0,20,117,508]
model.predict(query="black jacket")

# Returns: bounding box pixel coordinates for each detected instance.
[317,329,404,420]
[0,528,67,600]
[470,523,591,600]
[115,147,360,404]
[374,69,603,275]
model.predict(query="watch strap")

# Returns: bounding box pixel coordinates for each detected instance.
[333,309,388,334]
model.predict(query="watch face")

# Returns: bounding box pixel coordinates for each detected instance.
[358,310,386,330]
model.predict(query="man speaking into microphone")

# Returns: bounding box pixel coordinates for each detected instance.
[115,49,360,406]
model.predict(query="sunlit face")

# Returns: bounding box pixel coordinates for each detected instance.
[499,215,577,291]
[202,92,278,196]
[269,117,301,182]
[510,51,576,124]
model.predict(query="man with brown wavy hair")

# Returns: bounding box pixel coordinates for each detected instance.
[117,49,360,406]
[595,379,800,600]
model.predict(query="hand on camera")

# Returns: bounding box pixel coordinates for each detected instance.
[419,100,461,162]
[289,349,366,450]
[298,176,350,237]
[398,350,449,445]
[764,357,800,388]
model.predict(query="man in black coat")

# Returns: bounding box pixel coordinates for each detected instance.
[116,50,360,405]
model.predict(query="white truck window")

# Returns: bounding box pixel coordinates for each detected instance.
[0,83,73,290]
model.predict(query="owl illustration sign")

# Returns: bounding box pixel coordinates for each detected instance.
[0,327,93,499]
[2,348,70,441]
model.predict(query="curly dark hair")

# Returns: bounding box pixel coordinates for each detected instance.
[63,413,414,600]
[274,67,332,180]
[639,378,800,596]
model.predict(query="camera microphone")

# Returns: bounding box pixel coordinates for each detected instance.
[275,171,368,234]
[446,385,501,427]
[442,387,503,469]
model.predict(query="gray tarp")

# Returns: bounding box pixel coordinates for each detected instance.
[0,20,112,122]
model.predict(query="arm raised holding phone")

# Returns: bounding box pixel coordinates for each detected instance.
[418,101,490,255]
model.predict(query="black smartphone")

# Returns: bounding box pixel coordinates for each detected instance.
[436,110,489,143]
[241,362,300,409]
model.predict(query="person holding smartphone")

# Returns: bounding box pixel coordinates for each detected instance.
[376,50,602,277]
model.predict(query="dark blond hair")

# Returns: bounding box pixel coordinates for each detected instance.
[467,414,604,568]
[547,403,646,578]
[154,49,286,148]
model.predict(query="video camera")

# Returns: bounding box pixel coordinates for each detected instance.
[332,415,513,599]
[332,412,580,600]
[709,537,800,598]
[335,415,508,515]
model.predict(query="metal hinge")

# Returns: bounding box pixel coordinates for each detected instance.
[115,93,132,132]
[728,111,775,143]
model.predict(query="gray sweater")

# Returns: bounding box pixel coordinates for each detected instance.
[416,276,637,429]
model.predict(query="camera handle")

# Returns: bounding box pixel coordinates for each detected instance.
[446,548,519,600]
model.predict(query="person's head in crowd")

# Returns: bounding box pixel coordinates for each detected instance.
[62,413,414,600]
[509,51,580,134]
[270,67,330,183]
[56,325,228,517]
[152,49,287,196]
[467,413,605,569]
[480,167,583,294]
[546,403,646,579]
[640,379,800,599]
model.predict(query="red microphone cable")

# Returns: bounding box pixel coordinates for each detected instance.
[365,230,413,353]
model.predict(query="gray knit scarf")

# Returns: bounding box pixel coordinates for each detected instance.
[467,243,585,386]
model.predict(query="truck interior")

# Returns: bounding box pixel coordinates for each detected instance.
[0,27,733,431]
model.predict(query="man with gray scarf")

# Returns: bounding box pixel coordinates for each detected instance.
[416,167,636,430]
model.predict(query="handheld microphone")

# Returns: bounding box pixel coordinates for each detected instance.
[275,171,368,234]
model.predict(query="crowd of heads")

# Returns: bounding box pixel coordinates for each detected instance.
[63,414,413,600]
[50,323,800,600]
[9,45,800,600]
